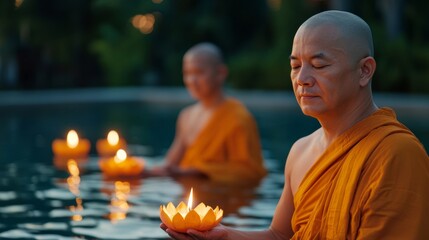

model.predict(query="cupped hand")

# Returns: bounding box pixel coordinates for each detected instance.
[160,223,228,240]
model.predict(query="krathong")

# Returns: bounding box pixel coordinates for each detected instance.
[99,149,144,177]
[52,130,90,158]
[160,188,223,233]
[96,130,127,157]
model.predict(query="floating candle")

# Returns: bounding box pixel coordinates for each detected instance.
[52,130,90,159]
[99,149,145,177]
[160,188,223,233]
[96,130,127,157]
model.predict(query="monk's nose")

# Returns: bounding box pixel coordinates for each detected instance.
[184,75,197,85]
[296,66,315,86]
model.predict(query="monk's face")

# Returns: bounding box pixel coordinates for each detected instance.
[182,53,223,101]
[290,24,362,119]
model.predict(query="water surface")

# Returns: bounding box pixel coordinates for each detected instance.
[0,94,427,239]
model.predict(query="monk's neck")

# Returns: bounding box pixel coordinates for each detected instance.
[200,94,226,110]
[319,103,378,145]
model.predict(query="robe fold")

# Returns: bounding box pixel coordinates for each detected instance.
[179,98,266,184]
[292,108,429,239]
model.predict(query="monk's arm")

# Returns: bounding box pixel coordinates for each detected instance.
[270,150,296,239]
[164,111,187,167]
[148,110,189,176]
[161,109,208,178]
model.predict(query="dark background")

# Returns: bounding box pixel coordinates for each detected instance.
[1,0,429,93]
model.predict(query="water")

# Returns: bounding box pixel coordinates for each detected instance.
[0,97,428,240]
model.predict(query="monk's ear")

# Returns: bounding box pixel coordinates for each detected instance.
[358,56,376,87]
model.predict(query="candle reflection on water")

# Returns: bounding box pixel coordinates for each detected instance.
[66,159,84,222]
[108,181,131,222]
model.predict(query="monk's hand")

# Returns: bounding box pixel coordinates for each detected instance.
[160,223,228,240]
[147,166,170,177]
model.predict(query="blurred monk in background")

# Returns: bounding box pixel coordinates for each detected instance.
[148,42,267,184]
[162,10,429,240]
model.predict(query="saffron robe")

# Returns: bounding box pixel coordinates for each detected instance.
[292,108,429,239]
[179,98,266,184]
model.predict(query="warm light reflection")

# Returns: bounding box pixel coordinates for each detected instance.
[15,0,24,8]
[114,149,127,163]
[67,175,81,196]
[66,130,79,149]
[267,0,281,10]
[152,0,163,3]
[107,130,120,146]
[67,159,80,177]
[109,181,131,222]
[67,160,81,196]
[187,188,193,210]
[70,198,83,221]
[67,159,83,221]
[131,14,155,34]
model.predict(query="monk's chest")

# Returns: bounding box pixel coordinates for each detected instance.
[291,148,325,195]
[183,110,213,145]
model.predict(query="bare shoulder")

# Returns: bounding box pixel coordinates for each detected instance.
[286,128,323,194]
[177,104,197,123]
[286,129,321,170]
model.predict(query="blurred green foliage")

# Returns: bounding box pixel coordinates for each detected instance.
[0,0,428,93]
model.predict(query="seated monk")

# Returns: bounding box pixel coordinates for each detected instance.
[161,11,429,240]
[148,42,267,184]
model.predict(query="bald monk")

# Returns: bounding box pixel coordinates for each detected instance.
[149,42,267,184]
[161,11,429,240]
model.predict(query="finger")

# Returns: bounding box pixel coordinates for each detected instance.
[188,228,227,240]
[160,223,168,231]
[187,230,205,240]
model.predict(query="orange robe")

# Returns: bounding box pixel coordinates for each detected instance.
[292,108,429,239]
[179,98,267,184]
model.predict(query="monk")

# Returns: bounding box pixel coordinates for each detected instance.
[148,42,267,184]
[161,10,429,240]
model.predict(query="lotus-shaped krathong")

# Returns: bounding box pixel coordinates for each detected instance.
[159,201,223,233]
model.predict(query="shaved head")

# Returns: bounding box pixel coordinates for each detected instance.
[184,42,224,66]
[298,10,374,61]
[290,10,378,120]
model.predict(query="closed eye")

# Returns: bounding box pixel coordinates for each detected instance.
[313,64,329,69]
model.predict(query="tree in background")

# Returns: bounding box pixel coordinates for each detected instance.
[1,0,429,93]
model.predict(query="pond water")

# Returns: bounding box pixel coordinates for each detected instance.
[0,94,428,240]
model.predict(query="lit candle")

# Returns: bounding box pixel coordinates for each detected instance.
[96,130,127,157]
[160,188,223,233]
[99,149,145,177]
[52,130,91,159]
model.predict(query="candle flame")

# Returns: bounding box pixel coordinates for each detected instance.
[107,130,120,146]
[67,130,79,149]
[114,149,127,163]
[187,188,193,210]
